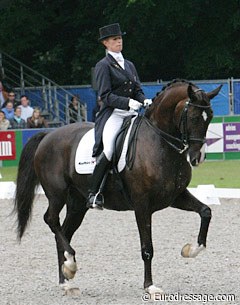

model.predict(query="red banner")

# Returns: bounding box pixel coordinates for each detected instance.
[0,131,16,160]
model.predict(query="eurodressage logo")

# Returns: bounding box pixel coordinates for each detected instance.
[141,292,236,303]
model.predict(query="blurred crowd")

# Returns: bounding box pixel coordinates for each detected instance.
[0,78,89,130]
[0,87,48,130]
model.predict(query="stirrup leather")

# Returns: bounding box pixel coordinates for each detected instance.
[92,190,104,208]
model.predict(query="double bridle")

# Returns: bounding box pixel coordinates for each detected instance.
[179,96,212,152]
[144,89,212,154]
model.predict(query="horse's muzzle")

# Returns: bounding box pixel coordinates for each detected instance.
[188,143,206,167]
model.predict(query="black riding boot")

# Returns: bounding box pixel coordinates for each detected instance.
[86,153,110,209]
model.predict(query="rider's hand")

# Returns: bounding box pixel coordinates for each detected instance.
[144,99,152,107]
[128,99,142,110]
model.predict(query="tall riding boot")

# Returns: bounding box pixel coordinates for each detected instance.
[86,152,111,209]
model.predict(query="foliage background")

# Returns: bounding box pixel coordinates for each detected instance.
[0,0,240,85]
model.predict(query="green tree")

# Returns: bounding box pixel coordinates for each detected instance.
[0,0,240,84]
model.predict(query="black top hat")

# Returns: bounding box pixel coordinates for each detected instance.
[98,23,126,41]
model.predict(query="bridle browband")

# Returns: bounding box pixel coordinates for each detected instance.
[144,88,212,154]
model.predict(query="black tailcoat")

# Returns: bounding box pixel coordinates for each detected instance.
[93,54,146,157]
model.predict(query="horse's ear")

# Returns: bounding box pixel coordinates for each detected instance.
[207,84,223,100]
[187,84,197,101]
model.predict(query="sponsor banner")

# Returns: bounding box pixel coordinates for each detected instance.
[0,131,16,160]
[206,122,240,153]
[223,123,240,152]
[206,123,223,153]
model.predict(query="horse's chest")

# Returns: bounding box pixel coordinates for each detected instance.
[159,163,191,196]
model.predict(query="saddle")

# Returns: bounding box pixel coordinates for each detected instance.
[75,115,143,208]
[75,115,142,174]
[113,114,142,170]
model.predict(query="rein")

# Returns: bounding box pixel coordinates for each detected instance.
[144,92,211,154]
[143,116,189,154]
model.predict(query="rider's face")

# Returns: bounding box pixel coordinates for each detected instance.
[103,36,123,53]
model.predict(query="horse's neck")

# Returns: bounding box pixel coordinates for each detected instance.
[149,88,188,135]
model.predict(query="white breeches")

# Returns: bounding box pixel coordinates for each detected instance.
[102,108,137,161]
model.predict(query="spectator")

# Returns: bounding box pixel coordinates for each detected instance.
[92,96,103,122]
[9,106,26,129]
[19,95,33,122]
[0,110,10,130]
[1,90,20,109]
[69,95,86,123]
[27,108,48,128]
[1,101,14,121]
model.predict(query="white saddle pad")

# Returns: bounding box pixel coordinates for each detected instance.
[75,116,137,174]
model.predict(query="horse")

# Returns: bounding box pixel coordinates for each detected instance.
[13,79,222,296]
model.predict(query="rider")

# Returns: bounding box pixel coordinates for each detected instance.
[86,23,152,209]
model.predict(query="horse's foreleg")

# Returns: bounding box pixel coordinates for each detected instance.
[135,208,163,295]
[171,189,211,258]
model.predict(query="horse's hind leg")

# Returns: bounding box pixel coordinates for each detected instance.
[43,189,78,277]
[171,189,211,258]
[58,187,88,286]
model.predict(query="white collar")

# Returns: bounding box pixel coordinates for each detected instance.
[107,51,124,62]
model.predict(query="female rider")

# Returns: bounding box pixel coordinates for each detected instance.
[87,23,152,209]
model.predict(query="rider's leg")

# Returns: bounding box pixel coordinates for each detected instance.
[86,109,131,209]
[86,152,110,209]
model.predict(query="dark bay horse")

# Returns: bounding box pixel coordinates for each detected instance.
[13,80,222,295]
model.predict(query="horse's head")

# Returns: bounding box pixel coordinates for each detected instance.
[146,80,222,166]
[175,84,222,166]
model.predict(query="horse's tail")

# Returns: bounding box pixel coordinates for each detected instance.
[13,132,48,240]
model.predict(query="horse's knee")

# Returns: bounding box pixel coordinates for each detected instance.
[142,244,153,261]
[200,206,211,219]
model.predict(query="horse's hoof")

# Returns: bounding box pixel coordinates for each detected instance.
[60,280,80,296]
[64,287,81,296]
[144,285,164,300]
[181,243,206,258]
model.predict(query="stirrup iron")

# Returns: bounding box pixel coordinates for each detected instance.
[92,190,104,210]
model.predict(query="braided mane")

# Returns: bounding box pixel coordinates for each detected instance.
[161,79,196,92]
[146,79,199,118]
[153,79,198,99]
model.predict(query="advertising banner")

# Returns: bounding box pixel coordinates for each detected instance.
[223,123,240,152]
[206,123,223,153]
[0,131,16,160]
[206,122,240,153]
